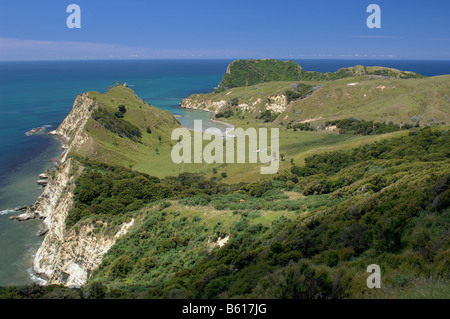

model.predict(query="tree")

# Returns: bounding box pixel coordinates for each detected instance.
[87,281,107,299]
[118,105,127,114]
[108,256,133,278]
[114,111,124,118]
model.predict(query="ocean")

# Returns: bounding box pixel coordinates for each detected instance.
[0,59,449,286]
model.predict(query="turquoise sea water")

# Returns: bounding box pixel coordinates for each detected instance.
[0,59,449,286]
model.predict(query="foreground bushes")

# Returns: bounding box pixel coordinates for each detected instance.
[8,127,448,299]
[68,162,232,227]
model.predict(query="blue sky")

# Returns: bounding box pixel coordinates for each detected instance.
[0,0,449,60]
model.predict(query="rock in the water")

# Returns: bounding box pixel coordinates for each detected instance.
[9,211,38,221]
[26,127,44,136]
[38,225,49,236]
[37,180,48,186]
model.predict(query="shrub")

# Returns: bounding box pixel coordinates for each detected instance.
[118,105,127,114]
[114,111,124,118]
[92,107,141,141]
[108,256,133,278]
[87,281,107,299]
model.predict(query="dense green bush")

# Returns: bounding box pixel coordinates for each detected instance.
[325,118,404,135]
[9,127,448,299]
[68,162,234,227]
[285,83,314,103]
[215,110,234,119]
[67,162,172,227]
[129,127,449,299]
[258,110,278,122]
[92,106,141,141]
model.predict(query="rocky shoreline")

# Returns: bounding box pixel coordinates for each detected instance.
[9,130,68,224]
[8,92,138,287]
[8,88,232,288]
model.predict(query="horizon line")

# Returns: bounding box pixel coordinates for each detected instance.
[2,57,450,62]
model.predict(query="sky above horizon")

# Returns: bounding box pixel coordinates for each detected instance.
[0,0,449,61]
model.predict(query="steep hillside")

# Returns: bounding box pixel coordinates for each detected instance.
[73,84,182,176]
[9,84,185,287]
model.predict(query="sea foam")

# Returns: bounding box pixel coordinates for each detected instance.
[27,267,47,285]
[0,209,15,215]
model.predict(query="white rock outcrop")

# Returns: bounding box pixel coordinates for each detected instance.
[266,95,288,113]
[180,96,227,113]
[23,93,135,287]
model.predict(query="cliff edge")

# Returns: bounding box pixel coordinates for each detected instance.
[12,90,136,287]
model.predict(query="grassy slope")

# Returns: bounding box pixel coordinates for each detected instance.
[74,84,417,185]
[183,75,450,127]
[211,128,410,184]
[278,74,450,127]
[71,86,227,178]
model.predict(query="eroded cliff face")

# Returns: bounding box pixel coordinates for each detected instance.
[180,93,288,115]
[180,95,227,113]
[14,93,135,287]
[55,93,94,163]
[265,95,288,113]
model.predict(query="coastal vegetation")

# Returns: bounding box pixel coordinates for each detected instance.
[92,106,141,141]
[2,60,449,300]
[2,127,449,299]
[88,127,450,299]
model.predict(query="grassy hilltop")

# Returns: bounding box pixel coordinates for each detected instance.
[72,84,230,178]
[214,59,424,92]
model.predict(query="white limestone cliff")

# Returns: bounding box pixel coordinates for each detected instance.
[13,93,135,287]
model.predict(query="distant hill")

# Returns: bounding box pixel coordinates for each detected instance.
[214,59,425,92]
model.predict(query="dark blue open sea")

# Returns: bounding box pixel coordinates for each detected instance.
[0,59,449,286]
